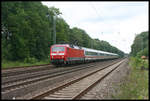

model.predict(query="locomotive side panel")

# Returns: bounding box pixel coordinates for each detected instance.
[66,47,84,63]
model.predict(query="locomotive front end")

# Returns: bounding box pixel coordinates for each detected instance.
[50,45,66,65]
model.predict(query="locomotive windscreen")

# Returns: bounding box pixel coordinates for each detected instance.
[52,46,65,52]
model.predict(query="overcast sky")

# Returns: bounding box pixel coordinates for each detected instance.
[42,1,148,54]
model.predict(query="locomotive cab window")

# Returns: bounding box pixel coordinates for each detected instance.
[52,46,65,52]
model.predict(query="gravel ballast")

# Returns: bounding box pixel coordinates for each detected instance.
[81,58,130,99]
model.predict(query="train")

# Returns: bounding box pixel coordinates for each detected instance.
[50,44,119,65]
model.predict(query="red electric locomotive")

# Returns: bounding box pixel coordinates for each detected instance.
[50,44,85,65]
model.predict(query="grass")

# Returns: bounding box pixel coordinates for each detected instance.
[112,57,149,99]
[2,59,50,69]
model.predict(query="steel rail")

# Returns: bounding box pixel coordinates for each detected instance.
[31,59,124,99]
[2,61,106,93]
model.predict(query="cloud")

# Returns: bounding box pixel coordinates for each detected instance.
[42,1,148,53]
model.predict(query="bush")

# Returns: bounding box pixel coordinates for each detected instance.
[136,47,148,58]
[131,56,148,70]
[24,57,38,64]
[134,57,141,69]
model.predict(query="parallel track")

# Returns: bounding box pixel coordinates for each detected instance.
[2,64,53,77]
[2,60,118,94]
[31,59,124,99]
[2,64,51,70]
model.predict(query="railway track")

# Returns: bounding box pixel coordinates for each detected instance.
[2,64,53,77]
[31,59,125,100]
[2,64,97,93]
[2,59,123,99]
[2,60,118,94]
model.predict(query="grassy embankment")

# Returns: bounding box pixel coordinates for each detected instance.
[2,58,50,69]
[112,57,149,99]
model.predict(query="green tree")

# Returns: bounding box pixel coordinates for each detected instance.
[130,31,149,57]
[2,1,125,63]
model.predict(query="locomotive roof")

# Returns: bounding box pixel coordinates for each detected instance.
[52,44,82,49]
[52,44,70,47]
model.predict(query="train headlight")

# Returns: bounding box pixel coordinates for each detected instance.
[59,53,64,55]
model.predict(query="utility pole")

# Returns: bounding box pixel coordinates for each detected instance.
[46,13,52,46]
[141,34,145,70]
[91,39,93,48]
[101,32,105,51]
[53,15,56,44]
[46,12,56,45]
[142,36,144,54]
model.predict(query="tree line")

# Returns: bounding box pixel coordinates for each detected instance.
[130,31,149,58]
[2,1,124,62]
